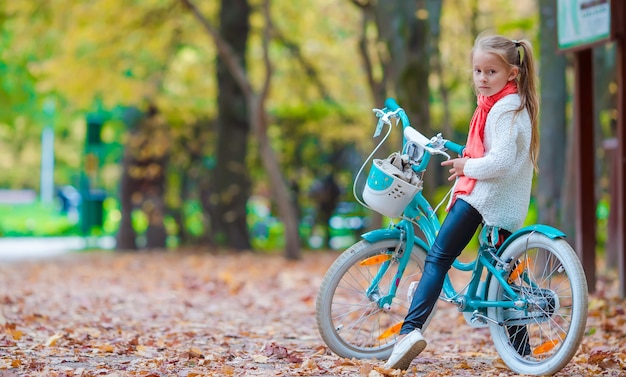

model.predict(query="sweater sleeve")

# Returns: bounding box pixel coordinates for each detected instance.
[462,101,522,180]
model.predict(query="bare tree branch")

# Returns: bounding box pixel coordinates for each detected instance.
[259,0,272,111]
[350,0,371,9]
[354,2,386,105]
[273,30,337,106]
[358,13,377,97]
[179,0,253,98]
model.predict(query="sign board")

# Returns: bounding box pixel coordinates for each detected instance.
[557,0,611,51]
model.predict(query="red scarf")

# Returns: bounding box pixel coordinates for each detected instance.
[451,81,518,205]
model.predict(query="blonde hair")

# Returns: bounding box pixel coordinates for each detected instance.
[472,34,540,172]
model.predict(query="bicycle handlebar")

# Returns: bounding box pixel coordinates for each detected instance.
[444,140,465,156]
[378,97,465,161]
[384,98,411,128]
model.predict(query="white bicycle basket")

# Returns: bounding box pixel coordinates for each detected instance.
[362,158,421,218]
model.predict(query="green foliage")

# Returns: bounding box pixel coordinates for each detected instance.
[0,0,548,246]
[0,203,78,237]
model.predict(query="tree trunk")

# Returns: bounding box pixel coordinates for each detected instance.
[213,0,252,250]
[116,149,138,250]
[251,97,301,259]
[428,1,451,189]
[182,0,301,258]
[198,168,217,247]
[353,1,386,230]
[138,108,169,249]
[144,152,169,249]
[145,192,168,248]
[352,0,440,224]
[395,0,435,197]
[115,107,145,251]
[114,106,169,251]
[537,0,568,230]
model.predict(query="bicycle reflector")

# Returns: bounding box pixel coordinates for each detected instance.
[508,257,531,283]
[359,254,393,266]
[378,322,403,340]
[533,339,560,356]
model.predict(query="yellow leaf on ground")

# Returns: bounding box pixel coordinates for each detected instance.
[492,357,509,370]
[221,365,235,375]
[299,357,318,370]
[9,329,23,340]
[190,347,204,357]
[46,333,63,347]
[456,359,472,369]
[185,347,204,359]
[252,354,270,363]
[98,344,115,353]
[135,345,159,357]
[83,327,101,338]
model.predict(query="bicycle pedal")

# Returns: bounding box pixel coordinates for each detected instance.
[463,311,488,328]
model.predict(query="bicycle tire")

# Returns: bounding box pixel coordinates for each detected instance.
[487,233,588,376]
[315,239,433,360]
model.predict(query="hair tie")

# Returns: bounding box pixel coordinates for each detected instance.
[512,40,523,65]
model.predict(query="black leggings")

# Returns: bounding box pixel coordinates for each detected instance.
[399,199,530,355]
[400,198,483,334]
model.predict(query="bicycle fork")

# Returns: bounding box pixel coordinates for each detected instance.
[365,221,415,311]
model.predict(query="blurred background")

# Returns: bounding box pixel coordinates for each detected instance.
[0,1,618,264]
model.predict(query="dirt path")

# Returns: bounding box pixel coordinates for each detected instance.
[0,251,623,376]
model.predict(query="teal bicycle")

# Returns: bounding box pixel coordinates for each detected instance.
[315,98,588,375]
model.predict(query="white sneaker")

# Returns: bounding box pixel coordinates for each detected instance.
[384,329,427,370]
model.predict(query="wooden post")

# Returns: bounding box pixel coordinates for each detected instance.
[574,49,596,293]
[614,0,626,298]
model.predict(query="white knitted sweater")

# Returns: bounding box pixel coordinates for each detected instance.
[457,93,533,232]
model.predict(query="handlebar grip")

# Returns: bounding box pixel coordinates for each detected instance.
[384,97,411,127]
[384,98,400,111]
[444,140,465,156]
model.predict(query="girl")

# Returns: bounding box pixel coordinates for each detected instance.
[385,33,540,370]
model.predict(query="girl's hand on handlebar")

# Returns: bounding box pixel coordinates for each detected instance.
[441,158,468,181]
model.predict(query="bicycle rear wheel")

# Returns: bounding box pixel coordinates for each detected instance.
[487,233,588,375]
[315,239,432,360]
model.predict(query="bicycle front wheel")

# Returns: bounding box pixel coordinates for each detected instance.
[487,233,588,376]
[315,239,432,360]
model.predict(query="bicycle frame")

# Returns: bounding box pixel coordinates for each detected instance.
[316,98,587,375]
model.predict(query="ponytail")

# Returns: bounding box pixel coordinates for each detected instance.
[515,40,540,173]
